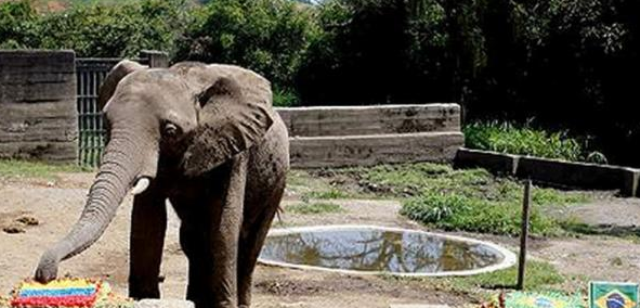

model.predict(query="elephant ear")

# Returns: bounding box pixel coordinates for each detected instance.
[182,76,274,177]
[97,60,147,111]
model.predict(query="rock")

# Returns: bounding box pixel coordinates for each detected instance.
[16,216,39,226]
[134,299,194,308]
[3,225,25,234]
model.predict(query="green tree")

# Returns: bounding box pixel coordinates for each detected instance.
[0,0,189,57]
[176,0,319,99]
[0,1,39,49]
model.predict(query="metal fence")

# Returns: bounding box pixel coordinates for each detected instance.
[77,58,122,167]
[76,51,167,167]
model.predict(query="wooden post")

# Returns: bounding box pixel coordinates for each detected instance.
[140,50,170,68]
[517,180,532,290]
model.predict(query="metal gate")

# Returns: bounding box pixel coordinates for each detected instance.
[76,51,168,167]
[76,58,122,167]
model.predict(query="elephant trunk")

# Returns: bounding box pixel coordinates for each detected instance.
[36,128,158,282]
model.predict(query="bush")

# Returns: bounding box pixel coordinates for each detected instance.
[400,193,557,236]
[273,87,301,107]
[464,121,607,163]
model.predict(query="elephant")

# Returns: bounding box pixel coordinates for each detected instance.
[34,60,289,308]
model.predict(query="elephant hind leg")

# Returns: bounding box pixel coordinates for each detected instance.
[237,179,286,307]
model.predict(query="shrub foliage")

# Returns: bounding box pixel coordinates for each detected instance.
[463,121,608,163]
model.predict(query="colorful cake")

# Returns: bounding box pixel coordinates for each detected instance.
[5,278,132,308]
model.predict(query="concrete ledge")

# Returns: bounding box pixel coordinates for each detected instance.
[454,148,519,175]
[277,104,460,137]
[622,168,640,197]
[455,148,640,197]
[290,132,464,168]
[0,50,76,73]
[517,156,628,190]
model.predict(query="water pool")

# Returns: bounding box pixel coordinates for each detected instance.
[259,225,517,277]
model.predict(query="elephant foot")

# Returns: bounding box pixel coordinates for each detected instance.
[129,278,161,300]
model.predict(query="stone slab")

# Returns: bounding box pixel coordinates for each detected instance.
[290,132,464,168]
[277,104,460,137]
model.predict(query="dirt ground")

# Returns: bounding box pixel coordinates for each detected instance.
[2,172,640,307]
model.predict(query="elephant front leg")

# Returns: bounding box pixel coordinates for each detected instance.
[209,155,248,308]
[129,189,167,299]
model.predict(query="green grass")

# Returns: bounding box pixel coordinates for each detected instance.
[304,188,351,200]
[286,202,344,215]
[449,260,566,294]
[464,121,607,164]
[332,163,589,236]
[0,159,90,180]
[379,260,566,297]
[286,170,350,200]
[400,192,579,236]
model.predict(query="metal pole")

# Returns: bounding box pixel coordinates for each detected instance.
[517,180,532,290]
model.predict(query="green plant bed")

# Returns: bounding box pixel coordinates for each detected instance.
[464,122,606,164]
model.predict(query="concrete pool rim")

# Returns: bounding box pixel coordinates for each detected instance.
[258,224,518,277]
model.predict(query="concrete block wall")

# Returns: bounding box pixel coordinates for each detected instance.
[0,50,78,163]
[277,104,464,168]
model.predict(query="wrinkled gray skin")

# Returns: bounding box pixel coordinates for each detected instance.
[34,61,289,308]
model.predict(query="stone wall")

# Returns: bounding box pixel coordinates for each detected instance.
[278,104,464,168]
[0,50,78,163]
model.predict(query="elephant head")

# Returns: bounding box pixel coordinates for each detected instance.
[35,61,274,282]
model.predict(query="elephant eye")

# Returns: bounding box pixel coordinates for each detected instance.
[163,122,181,137]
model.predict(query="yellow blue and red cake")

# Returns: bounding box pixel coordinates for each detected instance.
[6,278,132,308]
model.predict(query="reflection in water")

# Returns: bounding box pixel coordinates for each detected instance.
[260,230,505,273]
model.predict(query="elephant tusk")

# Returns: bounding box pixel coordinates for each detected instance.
[131,177,150,195]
